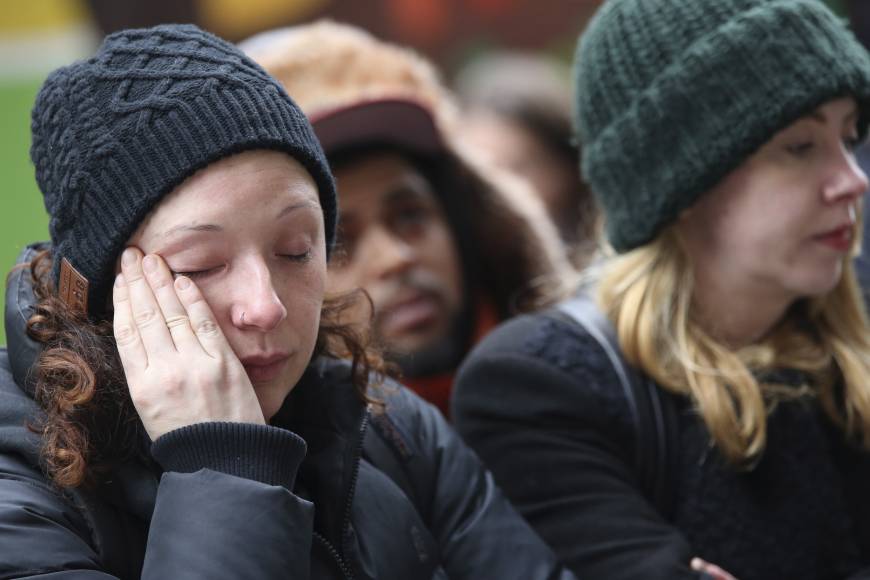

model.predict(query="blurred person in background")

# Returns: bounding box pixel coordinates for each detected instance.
[453,0,870,578]
[243,21,572,418]
[455,51,599,267]
[0,23,578,579]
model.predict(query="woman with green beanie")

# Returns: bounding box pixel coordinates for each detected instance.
[453,0,870,578]
[0,23,576,578]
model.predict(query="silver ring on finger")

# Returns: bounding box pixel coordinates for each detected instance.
[164,315,190,329]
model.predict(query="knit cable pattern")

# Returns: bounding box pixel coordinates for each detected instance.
[31,24,336,316]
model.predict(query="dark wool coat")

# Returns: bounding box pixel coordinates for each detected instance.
[0,251,574,580]
[453,309,870,580]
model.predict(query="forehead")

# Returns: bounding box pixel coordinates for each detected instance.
[332,151,439,207]
[133,149,320,236]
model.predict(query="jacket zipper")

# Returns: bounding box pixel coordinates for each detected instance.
[344,413,369,528]
[312,411,370,580]
[313,532,354,580]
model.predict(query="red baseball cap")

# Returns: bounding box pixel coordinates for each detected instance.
[310,98,444,156]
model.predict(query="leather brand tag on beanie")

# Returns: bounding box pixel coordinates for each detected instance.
[59,258,89,314]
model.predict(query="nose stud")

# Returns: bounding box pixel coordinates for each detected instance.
[240,311,246,325]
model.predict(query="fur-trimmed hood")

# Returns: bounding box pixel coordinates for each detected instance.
[242,20,573,316]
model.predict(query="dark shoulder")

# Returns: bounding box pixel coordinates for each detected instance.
[0,350,96,565]
[304,356,445,450]
[0,349,22,398]
[455,309,635,438]
[475,309,618,378]
[0,349,43,465]
[368,377,444,445]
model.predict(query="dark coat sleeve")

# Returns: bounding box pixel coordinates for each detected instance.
[0,456,313,580]
[0,421,315,579]
[141,469,313,578]
[0,452,113,579]
[452,314,704,580]
[0,356,114,579]
[0,458,314,580]
[376,383,576,580]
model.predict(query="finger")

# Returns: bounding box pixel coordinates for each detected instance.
[120,247,175,356]
[112,272,148,374]
[704,565,737,580]
[141,253,204,354]
[691,559,736,580]
[175,275,230,358]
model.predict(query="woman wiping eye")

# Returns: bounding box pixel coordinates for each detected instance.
[0,23,575,580]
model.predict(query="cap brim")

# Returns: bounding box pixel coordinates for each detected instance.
[310,98,444,156]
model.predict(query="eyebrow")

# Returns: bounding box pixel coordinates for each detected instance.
[383,175,437,204]
[161,222,222,239]
[385,186,427,204]
[160,201,321,239]
[277,200,321,219]
[804,108,859,126]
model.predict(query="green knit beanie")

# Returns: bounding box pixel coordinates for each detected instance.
[574,0,870,252]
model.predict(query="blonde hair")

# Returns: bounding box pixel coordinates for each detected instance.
[596,226,870,466]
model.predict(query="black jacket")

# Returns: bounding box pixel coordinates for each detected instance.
[453,309,870,580]
[0,246,574,580]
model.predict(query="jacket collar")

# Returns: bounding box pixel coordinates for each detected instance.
[4,242,49,398]
[273,356,369,546]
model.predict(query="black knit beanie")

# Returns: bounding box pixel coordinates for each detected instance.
[574,0,870,252]
[30,23,337,316]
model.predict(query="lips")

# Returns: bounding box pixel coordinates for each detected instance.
[379,292,441,336]
[240,353,290,383]
[813,224,853,253]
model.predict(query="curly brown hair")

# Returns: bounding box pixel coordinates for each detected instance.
[23,250,391,489]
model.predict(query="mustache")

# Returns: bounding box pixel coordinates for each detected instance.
[370,272,448,320]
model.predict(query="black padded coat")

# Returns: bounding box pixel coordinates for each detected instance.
[0,246,574,580]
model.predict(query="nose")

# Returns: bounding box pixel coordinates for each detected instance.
[362,225,416,281]
[232,260,287,332]
[823,149,869,206]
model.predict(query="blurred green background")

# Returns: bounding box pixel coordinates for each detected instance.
[1,80,48,344]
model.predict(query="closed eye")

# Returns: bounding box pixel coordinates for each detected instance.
[785,141,814,156]
[281,249,312,263]
[171,265,224,280]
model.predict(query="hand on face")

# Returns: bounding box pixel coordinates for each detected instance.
[113,247,265,441]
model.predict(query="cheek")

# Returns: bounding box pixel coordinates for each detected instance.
[281,266,326,335]
[195,284,235,332]
[421,223,464,301]
[326,266,360,294]
[696,188,781,255]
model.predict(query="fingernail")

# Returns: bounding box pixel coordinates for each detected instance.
[175,276,191,290]
[114,273,124,287]
[122,248,136,267]
[142,255,157,273]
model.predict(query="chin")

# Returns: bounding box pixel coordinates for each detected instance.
[255,371,302,422]
[789,263,844,298]
[255,387,290,422]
